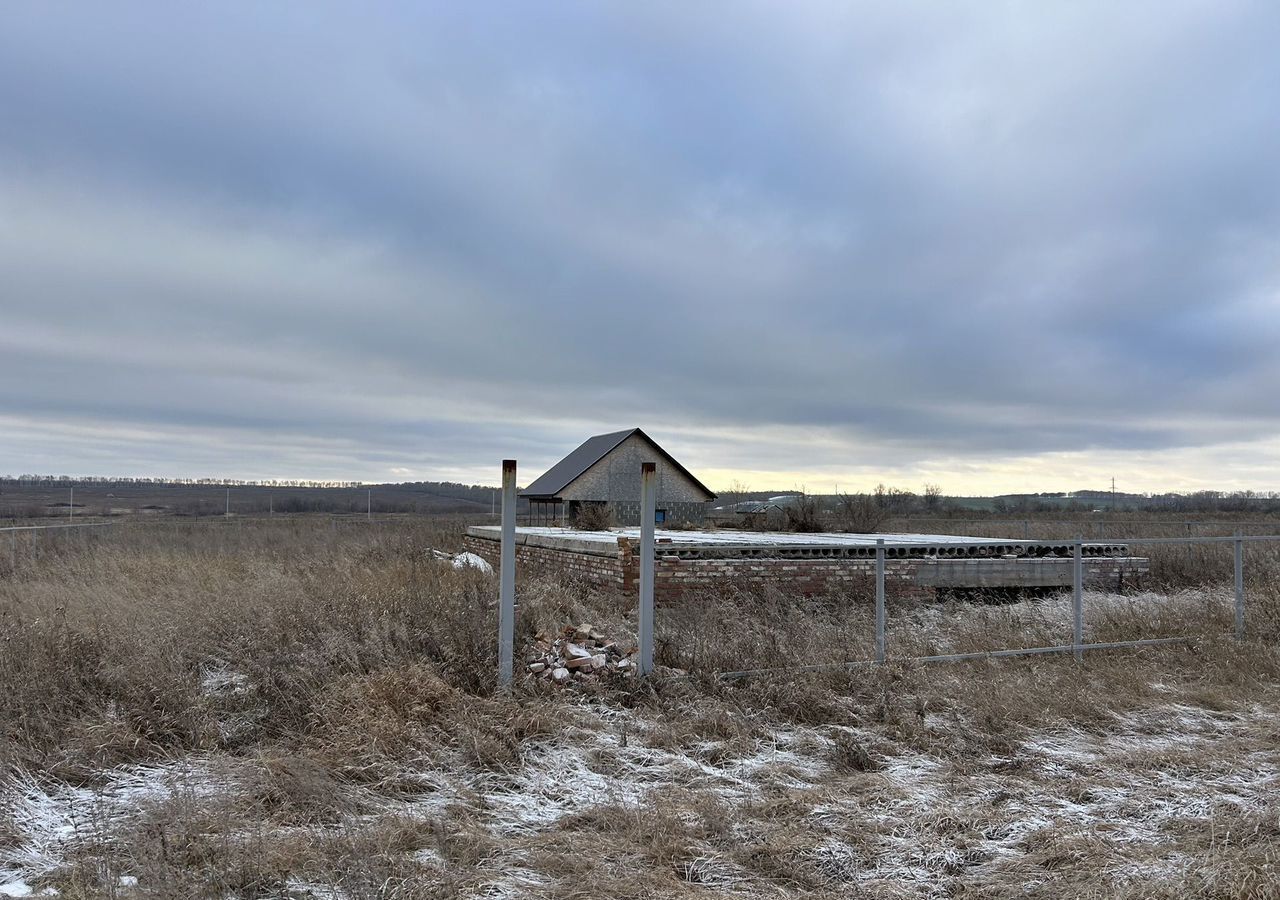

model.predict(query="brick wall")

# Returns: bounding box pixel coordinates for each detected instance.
[463,534,625,589]
[464,533,1150,601]
[647,555,1148,599]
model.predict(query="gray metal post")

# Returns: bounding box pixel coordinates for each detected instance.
[367,488,372,521]
[875,539,886,664]
[498,460,517,688]
[69,487,74,521]
[638,462,656,677]
[225,487,230,518]
[1072,539,1084,661]
[1234,534,1245,640]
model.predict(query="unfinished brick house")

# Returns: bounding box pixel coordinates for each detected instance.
[521,428,716,526]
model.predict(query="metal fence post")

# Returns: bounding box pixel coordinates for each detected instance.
[1234,534,1245,641]
[498,460,517,689]
[638,462,656,677]
[1073,539,1084,661]
[875,539,886,664]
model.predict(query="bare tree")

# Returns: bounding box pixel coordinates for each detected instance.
[923,483,942,512]
[721,479,752,509]
[784,490,824,533]
[836,492,890,533]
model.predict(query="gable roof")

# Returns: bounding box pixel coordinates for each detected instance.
[521,428,716,500]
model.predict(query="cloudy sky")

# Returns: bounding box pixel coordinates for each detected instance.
[2,3,1278,494]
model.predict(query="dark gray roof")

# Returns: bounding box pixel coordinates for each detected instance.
[521,428,716,500]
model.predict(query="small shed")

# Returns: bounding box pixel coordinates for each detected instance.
[521,428,716,526]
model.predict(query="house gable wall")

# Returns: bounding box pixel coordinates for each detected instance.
[559,433,711,505]
[552,433,711,523]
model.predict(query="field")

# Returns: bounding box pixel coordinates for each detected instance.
[2,518,1279,899]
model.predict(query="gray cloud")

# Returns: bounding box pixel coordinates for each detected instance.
[1,2,1279,489]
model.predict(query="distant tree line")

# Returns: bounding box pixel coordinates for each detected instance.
[1,475,366,488]
[719,481,1280,535]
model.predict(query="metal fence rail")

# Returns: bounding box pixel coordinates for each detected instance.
[0,522,115,532]
[713,637,1194,681]
[2,521,116,573]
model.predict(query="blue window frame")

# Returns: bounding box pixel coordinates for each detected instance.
[655,509,667,524]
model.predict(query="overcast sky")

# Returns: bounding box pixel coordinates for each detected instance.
[3,3,1279,494]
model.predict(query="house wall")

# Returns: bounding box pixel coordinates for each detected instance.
[560,432,712,525]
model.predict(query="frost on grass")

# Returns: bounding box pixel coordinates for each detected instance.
[2,691,1277,897]
[0,759,242,893]
[845,701,1279,895]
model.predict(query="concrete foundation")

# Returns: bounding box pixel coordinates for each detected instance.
[463,527,1150,600]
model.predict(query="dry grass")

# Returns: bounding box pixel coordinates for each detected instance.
[1,518,1279,898]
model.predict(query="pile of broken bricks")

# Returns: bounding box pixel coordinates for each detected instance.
[528,623,637,684]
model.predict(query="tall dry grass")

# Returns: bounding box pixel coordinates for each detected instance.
[4,517,1278,778]
[2,516,1279,898]
[0,518,507,778]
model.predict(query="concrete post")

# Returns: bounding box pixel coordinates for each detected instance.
[1072,539,1084,661]
[875,539,886,664]
[498,460,517,689]
[638,462,656,677]
[1234,534,1245,640]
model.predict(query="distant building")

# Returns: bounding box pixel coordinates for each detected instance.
[705,495,798,529]
[521,428,716,526]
